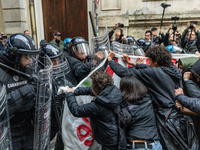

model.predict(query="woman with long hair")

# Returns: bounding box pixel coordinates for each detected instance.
[120,75,162,150]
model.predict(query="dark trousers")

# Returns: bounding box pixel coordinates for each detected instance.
[12,126,34,150]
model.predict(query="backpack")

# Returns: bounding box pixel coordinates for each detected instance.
[114,100,152,128]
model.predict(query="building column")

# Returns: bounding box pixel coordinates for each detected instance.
[1,0,30,36]
[34,0,44,46]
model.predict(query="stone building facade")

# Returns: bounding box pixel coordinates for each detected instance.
[97,0,200,40]
[0,0,200,46]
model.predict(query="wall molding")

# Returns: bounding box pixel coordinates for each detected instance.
[101,0,121,11]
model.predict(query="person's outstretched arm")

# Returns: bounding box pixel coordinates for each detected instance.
[175,88,200,114]
[66,91,99,117]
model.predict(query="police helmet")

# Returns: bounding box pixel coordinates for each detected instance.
[40,44,62,59]
[70,37,91,58]
[64,38,72,49]
[127,36,136,45]
[136,38,146,46]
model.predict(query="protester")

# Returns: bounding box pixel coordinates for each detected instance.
[181,21,200,54]
[175,88,200,114]
[63,71,126,150]
[120,75,162,150]
[50,32,64,51]
[177,57,199,73]
[107,46,198,150]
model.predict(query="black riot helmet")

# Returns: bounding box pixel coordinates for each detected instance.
[132,44,145,56]
[142,41,151,52]
[6,33,40,55]
[2,33,40,73]
[40,44,63,66]
[40,44,62,59]
[136,38,146,46]
[69,37,91,61]
[127,36,136,45]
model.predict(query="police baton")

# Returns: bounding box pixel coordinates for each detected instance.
[89,11,97,36]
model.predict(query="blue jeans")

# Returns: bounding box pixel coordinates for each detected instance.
[127,140,163,150]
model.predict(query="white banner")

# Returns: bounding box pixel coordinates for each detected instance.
[62,50,197,149]
[106,54,198,88]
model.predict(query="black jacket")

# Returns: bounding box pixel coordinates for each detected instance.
[184,80,200,98]
[181,29,200,54]
[176,94,200,114]
[153,35,164,45]
[66,86,126,148]
[164,33,180,47]
[121,93,159,141]
[66,56,91,83]
[109,60,182,109]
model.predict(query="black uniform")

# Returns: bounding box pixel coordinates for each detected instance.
[0,57,36,150]
[0,33,41,150]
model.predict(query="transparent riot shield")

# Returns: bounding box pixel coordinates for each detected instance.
[111,41,134,55]
[34,55,53,150]
[0,84,12,150]
[76,27,110,87]
[91,26,110,54]
[52,59,76,129]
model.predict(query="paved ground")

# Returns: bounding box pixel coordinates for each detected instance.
[50,135,67,150]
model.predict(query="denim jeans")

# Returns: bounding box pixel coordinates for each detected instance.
[127,140,163,150]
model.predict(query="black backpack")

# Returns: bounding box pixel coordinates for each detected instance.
[114,100,152,128]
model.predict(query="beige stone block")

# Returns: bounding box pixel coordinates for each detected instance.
[1,0,25,9]
[4,22,27,34]
[101,0,121,10]
[98,16,129,27]
[3,9,26,22]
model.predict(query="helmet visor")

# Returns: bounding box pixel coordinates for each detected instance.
[72,43,91,59]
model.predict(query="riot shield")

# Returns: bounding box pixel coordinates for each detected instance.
[0,84,12,150]
[76,27,109,87]
[52,59,76,129]
[91,26,110,53]
[34,55,53,150]
[111,41,134,56]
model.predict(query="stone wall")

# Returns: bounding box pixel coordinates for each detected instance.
[1,0,32,37]
[97,0,200,39]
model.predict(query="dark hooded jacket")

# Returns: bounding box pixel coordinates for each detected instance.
[66,86,126,149]
[109,60,182,109]
[181,58,200,146]
[121,93,159,141]
[179,57,199,73]
[181,29,200,54]
[183,59,200,98]
[109,60,199,150]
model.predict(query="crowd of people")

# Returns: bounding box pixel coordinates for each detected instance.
[0,19,200,150]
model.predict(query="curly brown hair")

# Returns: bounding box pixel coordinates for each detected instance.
[146,45,173,67]
[90,71,113,95]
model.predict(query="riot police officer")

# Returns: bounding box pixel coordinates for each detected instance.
[0,33,40,150]
[63,37,72,57]
[66,37,104,83]
[40,43,77,150]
